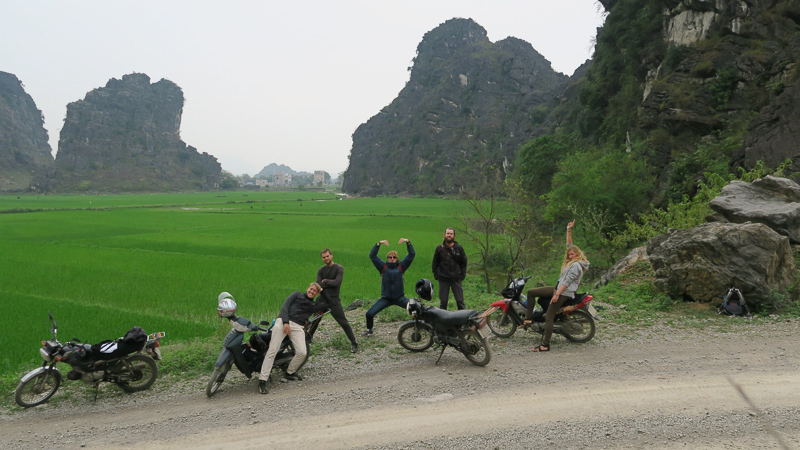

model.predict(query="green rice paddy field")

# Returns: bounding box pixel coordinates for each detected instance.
[1,191,458,373]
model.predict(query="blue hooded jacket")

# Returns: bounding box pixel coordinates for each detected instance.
[370,242,415,300]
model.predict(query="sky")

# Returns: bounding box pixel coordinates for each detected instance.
[1,1,606,177]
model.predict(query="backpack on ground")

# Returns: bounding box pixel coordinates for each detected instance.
[719,288,750,317]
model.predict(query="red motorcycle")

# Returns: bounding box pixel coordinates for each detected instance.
[485,276,597,342]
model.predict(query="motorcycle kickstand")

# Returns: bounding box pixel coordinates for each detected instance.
[92,382,100,402]
[434,344,447,365]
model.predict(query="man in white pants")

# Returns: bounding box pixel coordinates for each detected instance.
[258,282,327,394]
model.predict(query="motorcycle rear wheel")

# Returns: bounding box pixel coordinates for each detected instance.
[206,358,233,397]
[561,309,596,343]
[460,330,491,366]
[486,308,516,338]
[15,371,61,407]
[397,322,433,352]
[116,354,159,393]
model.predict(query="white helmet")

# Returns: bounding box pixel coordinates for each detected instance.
[217,293,237,318]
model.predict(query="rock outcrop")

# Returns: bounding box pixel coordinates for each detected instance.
[51,73,220,192]
[0,71,54,191]
[635,0,800,177]
[709,176,800,244]
[342,18,567,196]
[647,222,796,305]
[594,246,649,288]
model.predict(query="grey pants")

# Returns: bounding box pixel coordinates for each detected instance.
[438,279,465,310]
[325,296,357,345]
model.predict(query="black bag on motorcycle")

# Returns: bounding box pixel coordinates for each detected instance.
[90,326,148,360]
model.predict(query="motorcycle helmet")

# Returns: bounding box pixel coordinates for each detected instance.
[217,295,237,318]
[218,291,234,302]
[415,278,433,301]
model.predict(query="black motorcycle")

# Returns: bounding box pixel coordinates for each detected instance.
[396,279,492,367]
[206,299,361,397]
[15,313,164,407]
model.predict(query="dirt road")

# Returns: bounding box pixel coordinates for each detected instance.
[3,319,800,449]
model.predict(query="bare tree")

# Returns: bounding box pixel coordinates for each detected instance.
[498,178,548,284]
[457,166,505,294]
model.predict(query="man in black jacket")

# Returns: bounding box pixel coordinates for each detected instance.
[258,282,327,394]
[432,228,468,310]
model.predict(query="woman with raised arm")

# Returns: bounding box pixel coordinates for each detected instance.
[523,220,590,352]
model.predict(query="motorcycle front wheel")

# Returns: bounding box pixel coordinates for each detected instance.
[15,371,61,407]
[206,358,233,397]
[116,354,159,392]
[486,308,516,338]
[460,330,491,366]
[561,309,596,343]
[397,322,433,352]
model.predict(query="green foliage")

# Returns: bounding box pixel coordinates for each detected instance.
[615,159,793,248]
[664,113,757,203]
[707,68,740,105]
[663,45,690,74]
[514,134,579,197]
[219,171,240,190]
[571,0,666,145]
[545,147,655,227]
[758,290,800,316]
[593,261,676,323]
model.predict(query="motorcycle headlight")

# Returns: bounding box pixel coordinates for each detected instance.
[39,347,53,363]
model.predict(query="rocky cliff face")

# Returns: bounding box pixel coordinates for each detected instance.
[343,18,567,195]
[636,0,800,178]
[51,73,220,192]
[0,71,54,191]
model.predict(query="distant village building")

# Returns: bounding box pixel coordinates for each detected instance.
[255,179,269,188]
[314,170,326,186]
[272,172,292,187]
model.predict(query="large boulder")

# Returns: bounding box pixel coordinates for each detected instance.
[647,222,795,305]
[709,176,800,244]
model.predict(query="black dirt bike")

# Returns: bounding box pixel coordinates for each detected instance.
[206,300,361,397]
[397,281,493,367]
[486,275,598,342]
[15,313,164,407]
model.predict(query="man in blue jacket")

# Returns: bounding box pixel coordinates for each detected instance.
[362,238,415,336]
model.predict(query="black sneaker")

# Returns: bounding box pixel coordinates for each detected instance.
[258,380,268,394]
[351,343,358,353]
[283,371,303,381]
[361,330,373,337]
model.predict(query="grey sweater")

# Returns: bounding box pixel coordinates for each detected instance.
[557,260,590,299]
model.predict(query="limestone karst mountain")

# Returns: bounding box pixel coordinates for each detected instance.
[0,71,54,192]
[51,73,220,192]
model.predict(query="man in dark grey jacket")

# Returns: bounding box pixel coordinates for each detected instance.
[258,282,328,394]
[317,248,358,353]
[432,228,467,310]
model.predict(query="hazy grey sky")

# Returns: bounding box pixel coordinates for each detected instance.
[2,1,605,177]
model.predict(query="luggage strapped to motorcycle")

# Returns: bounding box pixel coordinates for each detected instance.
[561,292,592,314]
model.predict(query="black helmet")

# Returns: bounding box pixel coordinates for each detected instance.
[415,278,433,301]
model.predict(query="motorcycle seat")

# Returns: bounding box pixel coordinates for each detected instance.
[422,307,476,326]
